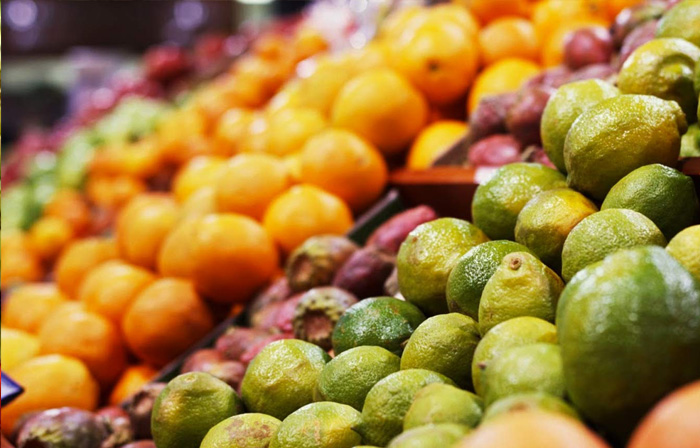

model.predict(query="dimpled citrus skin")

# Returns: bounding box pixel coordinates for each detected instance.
[269,402,362,448]
[200,414,281,448]
[482,392,579,423]
[387,423,472,448]
[666,225,700,282]
[656,0,700,47]
[557,246,700,442]
[403,383,483,430]
[564,95,687,201]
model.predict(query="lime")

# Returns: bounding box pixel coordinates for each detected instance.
[656,0,700,47]
[472,163,566,241]
[446,240,533,319]
[601,164,700,240]
[681,124,700,157]
[666,224,700,281]
[561,209,667,282]
[403,383,483,430]
[315,346,400,411]
[201,413,281,448]
[397,218,489,315]
[270,402,362,448]
[400,313,481,388]
[557,246,700,441]
[482,393,579,423]
[240,339,330,420]
[387,423,471,448]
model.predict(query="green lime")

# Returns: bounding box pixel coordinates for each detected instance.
[564,95,687,200]
[557,245,700,441]
[151,372,244,448]
[387,423,471,448]
[356,369,454,446]
[561,209,667,282]
[656,0,700,47]
[515,188,598,272]
[331,297,425,356]
[472,163,566,241]
[681,124,700,157]
[403,383,483,430]
[482,393,579,423]
[315,346,400,411]
[471,317,557,397]
[541,80,619,173]
[446,240,534,319]
[240,339,330,420]
[201,414,281,448]
[666,224,700,281]
[270,402,362,448]
[601,164,700,240]
[478,253,564,335]
[400,313,481,388]
[397,218,489,315]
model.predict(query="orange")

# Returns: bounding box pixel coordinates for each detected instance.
[390,18,480,105]
[458,411,610,448]
[264,108,328,157]
[172,155,227,203]
[214,153,291,220]
[190,214,279,303]
[89,137,163,179]
[1,327,41,370]
[460,0,533,23]
[607,0,640,20]
[54,237,118,298]
[44,189,92,236]
[292,26,329,62]
[122,278,215,366]
[532,0,607,43]
[157,105,210,164]
[467,58,541,114]
[380,6,424,40]
[1,355,99,436]
[27,216,74,262]
[252,33,288,61]
[629,381,700,448]
[157,218,199,278]
[331,68,429,155]
[108,364,159,406]
[479,17,540,65]
[1,230,44,290]
[180,186,218,221]
[214,108,255,155]
[407,120,468,169]
[267,79,305,114]
[191,80,247,127]
[263,184,354,254]
[79,260,156,325]
[541,19,609,67]
[116,194,180,270]
[39,306,127,388]
[294,56,358,117]
[1,283,68,333]
[428,4,481,38]
[299,129,388,212]
[230,55,292,108]
[86,174,147,210]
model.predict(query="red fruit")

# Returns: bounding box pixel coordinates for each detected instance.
[252,295,303,333]
[367,206,439,255]
[506,86,553,147]
[568,63,616,82]
[143,45,192,82]
[96,406,134,448]
[564,27,614,70]
[332,247,396,299]
[469,93,518,142]
[248,277,292,322]
[214,327,271,361]
[524,66,572,89]
[468,135,522,167]
[122,442,156,448]
[123,383,166,441]
[16,408,108,448]
[181,349,223,373]
[618,20,658,66]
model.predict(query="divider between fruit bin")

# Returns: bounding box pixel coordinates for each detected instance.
[150,189,407,385]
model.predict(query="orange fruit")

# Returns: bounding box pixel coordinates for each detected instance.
[380,6,425,40]
[458,411,610,448]
[39,306,127,387]
[267,79,305,114]
[264,108,328,157]
[629,381,700,448]
[116,194,180,270]
[190,214,279,303]
[27,216,74,262]
[331,68,429,155]
[214,108,255,155]
[157,106,210,163]
[299,129,388,212]
[252,33,287,61]
[1,327,41,370]
[467,58,541,114]
[390,17,480,105]
[54,237,118,298]
[86,174,147,210]
[607,0,640,20]
[479,17,540,65]
[292,26,329,62]
[1,230,44,290]
[89,137,163,179]
[294,56,358,117]
[541,19,609,67]
[44,189,92,236]
[1,283,68,333]
[79,260,156,325]
[122,278,215,366]
[192,81,247,127]
[263,184,354,254]
[428,4,481,38]
[532,0,607,43]
[230,55,291,108]
[214,153,291,220]
[157,218,199,279]
[460,0,533,23]
[172,156,227,203]
[1,355,99,436]
[108,364,159,406]
[180,186,218,221]
[407,120,468,169]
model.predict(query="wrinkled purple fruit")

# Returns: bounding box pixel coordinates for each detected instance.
[16,408,108,448]
[618,20,658,67]
[506,85,554,147]
[367,206,438,255]
[96,407,133,448]
[214,327,271,361]
[123,383,166,441]
[248,277,292,320]
[468,93,518,141]
[611,1,665,46]
[564,27,614,70]
[467,135,522,168]
[293,287,358,350]
[333,246,395,299]
[285,236,358,292]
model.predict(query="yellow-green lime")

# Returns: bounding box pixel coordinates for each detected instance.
[478,253,564,335]
[666,224,700,281]
[200,414,281,448]
[601,164,700,240]
[561,209,667,282]
[240,339,330,420]
[515,188,598,272]
[400,313,481,389]
[618,38,700,121]
[656,0,700,47]
[315,346,400,411]
[151,372,244,448]
[269,402,362,448]
[387,423,471,448]
[471,317,557,397]
[541,80,619,173]
[446,240,534,320]
[472,163,566,240]
[397,218,489,315]
[564,95,687,200]
[682,124,700,157]
[557,246,700,441]
[357,369,454,446]
[482,393,579,423]
[403,383,483,430]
